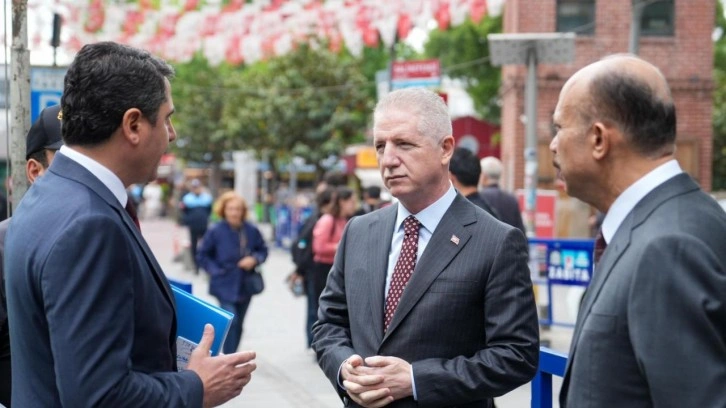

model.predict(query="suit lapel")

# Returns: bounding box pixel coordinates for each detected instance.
[49,153,174,307]
[562,173,700,388]
[382,195,475,342]
[367,205,397,344]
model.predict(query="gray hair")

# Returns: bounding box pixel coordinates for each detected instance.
[480,156,502,181]
[373,88,451,142]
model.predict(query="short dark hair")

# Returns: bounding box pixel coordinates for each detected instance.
[28,149,50,168]
[589,71,676,157]
[61,42,174,147]
[365,186,381,200]
[449,147,481,187]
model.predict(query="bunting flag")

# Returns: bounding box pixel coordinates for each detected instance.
[26,0,488,65]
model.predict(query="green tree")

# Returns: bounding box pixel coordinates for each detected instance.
[171,57,240,192]
[423,14,503,123]
[713,0,726,190]
[222,42,373,176]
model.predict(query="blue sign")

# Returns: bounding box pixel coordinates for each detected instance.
[530,238,595,286]
[31,67,66,124]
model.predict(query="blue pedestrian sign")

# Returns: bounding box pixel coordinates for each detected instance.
[31,67,66,124]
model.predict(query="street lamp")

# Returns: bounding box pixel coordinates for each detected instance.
[487,32,575,238]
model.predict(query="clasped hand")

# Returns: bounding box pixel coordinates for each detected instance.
[237,256,257,271]
[341,354,413,408]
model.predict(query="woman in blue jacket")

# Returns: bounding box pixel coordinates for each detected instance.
[197,191,268,354]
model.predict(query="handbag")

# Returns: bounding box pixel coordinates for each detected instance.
[244,270,265,296]
[240,228,265,296]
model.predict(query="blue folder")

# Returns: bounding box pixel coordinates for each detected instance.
[171,285,234,356]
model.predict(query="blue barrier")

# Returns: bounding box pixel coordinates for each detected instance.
[274,205,313,248]
[531,347,568,408]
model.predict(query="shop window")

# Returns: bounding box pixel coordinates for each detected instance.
[557,0,596,35]
[641,0,674,37]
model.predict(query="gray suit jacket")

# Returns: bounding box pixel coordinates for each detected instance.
[5,153,203,407]
[312,194,539,408]
[560,173,726,407]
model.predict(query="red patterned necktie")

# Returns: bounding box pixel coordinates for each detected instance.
[125,199,141,230]
[594,229,607,264]
[384,215,421,332]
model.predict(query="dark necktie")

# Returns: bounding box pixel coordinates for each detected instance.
[384,215,421,332]
[594,229,607,264]
[125,199,141,230]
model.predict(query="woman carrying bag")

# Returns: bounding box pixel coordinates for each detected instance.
[197,192,268,354]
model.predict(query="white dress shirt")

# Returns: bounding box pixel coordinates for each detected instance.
[58,146,128,207]
[601,159,683,244]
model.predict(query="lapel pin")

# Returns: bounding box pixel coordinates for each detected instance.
[450,235,460,245]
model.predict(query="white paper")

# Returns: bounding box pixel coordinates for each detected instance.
[176,336,198,371]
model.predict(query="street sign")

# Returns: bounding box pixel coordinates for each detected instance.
[516,189,557,238]
[31,67,66,124]
[390,59,440,90]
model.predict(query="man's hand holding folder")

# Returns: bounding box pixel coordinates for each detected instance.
[187,324,257,408]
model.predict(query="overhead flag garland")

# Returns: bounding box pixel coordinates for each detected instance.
[26,0,488,65]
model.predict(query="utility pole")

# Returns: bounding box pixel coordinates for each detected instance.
[488,33,575,238]
[10,0,31,211]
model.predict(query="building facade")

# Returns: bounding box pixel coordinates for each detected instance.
[499,0,714,191]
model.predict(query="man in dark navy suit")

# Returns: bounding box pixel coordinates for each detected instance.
[5,42,256,407]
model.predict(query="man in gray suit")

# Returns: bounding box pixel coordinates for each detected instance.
[553,54,726,406]
[312,88,539,408]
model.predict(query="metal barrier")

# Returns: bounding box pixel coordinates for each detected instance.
[531,347,568,408]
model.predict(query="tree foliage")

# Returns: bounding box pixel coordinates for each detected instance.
[423,14,503,123]
[170,42,373,178]
[171,56,238,165]
[221,42,372,173]
[713,0,726,190]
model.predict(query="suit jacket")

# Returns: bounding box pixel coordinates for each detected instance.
[560,174,726,407]
[312,194,539,408]
[464,192,499,220]
[480,185,525,235]
[5,153,203,407]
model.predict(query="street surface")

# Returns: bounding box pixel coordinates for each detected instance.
[142,217,570,407]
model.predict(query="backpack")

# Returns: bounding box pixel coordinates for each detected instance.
[291,213,319,272]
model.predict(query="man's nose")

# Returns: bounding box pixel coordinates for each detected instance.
[549,136,557,153]
[168,121,177,142]
[379,144,399,167]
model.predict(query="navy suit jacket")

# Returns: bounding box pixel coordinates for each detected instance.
[5,153,203,407]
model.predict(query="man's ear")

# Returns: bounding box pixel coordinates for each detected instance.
[121,108,144,146]
[26,159,44,183]
[440,135,455,165]
[591,121,612,161]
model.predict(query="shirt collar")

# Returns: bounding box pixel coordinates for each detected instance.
[59,145,128,206]
[395,183,457,235]
[601,159,682,243]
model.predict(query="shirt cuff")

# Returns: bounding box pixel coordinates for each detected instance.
[337,362,347,390]
[411,366,417,400]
